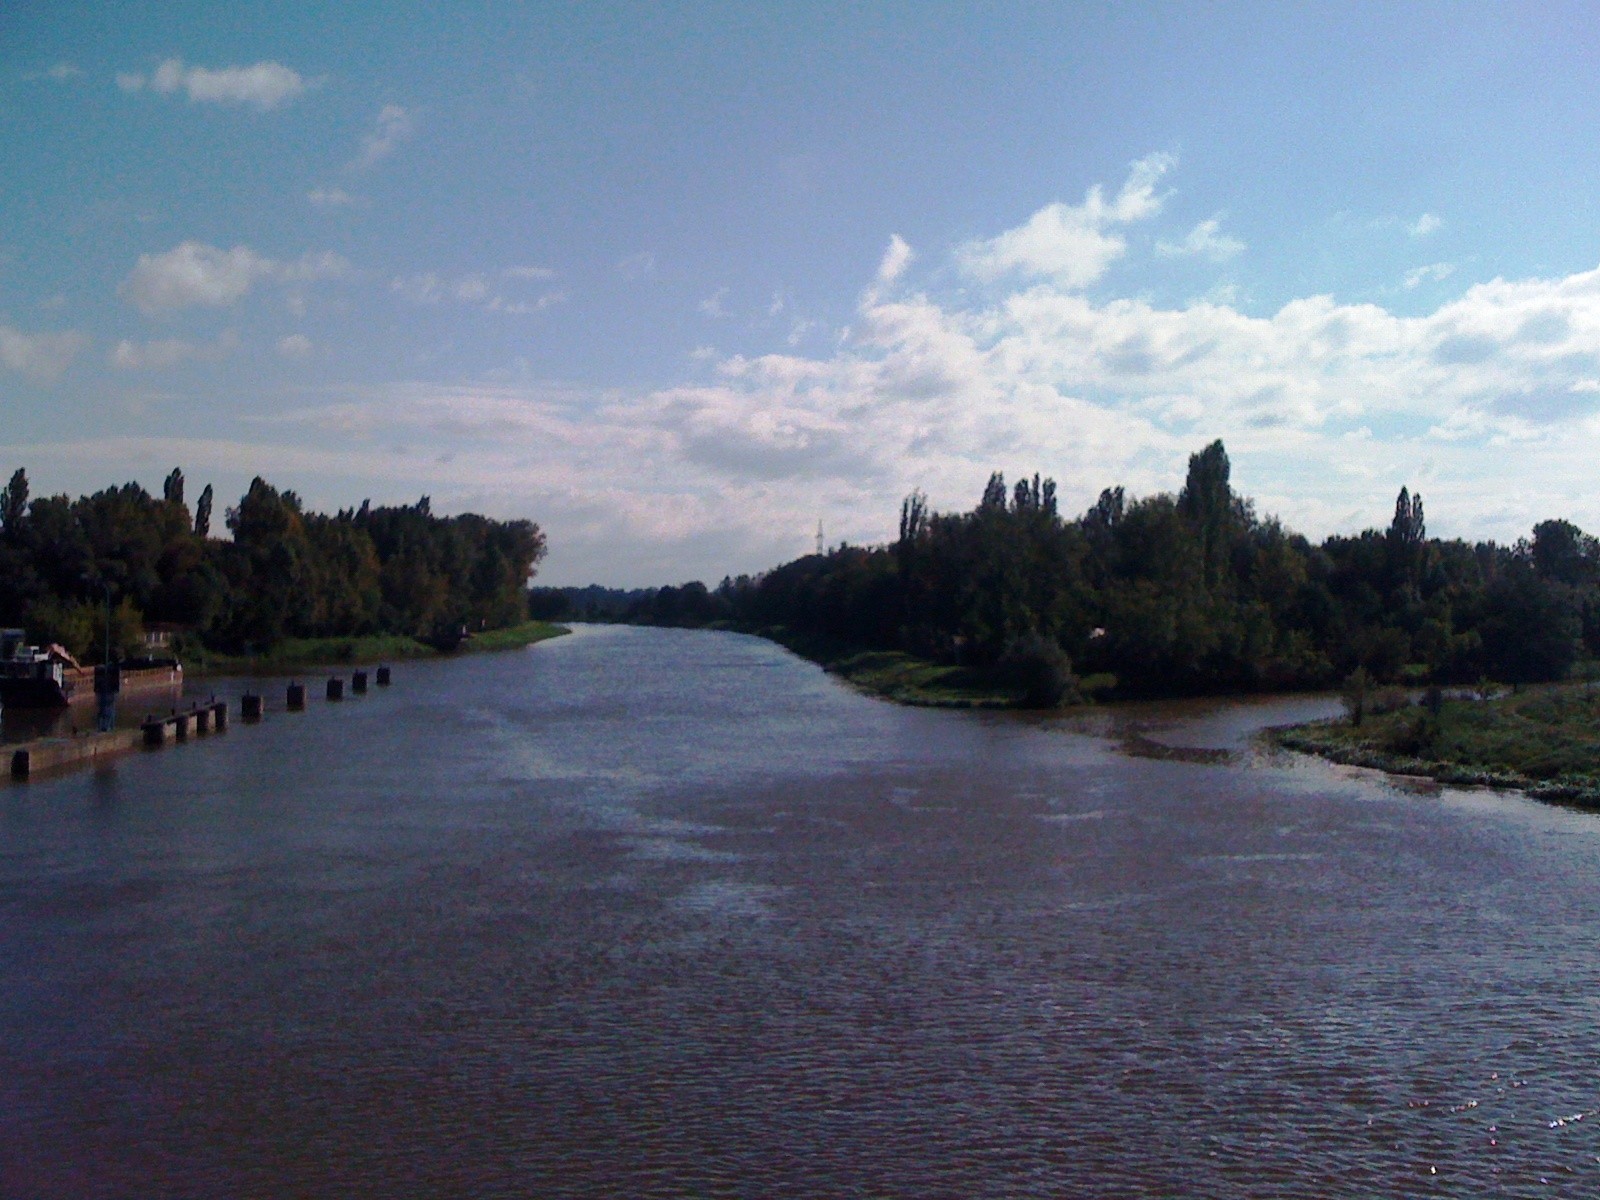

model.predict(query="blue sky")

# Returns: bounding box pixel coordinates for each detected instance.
[6,2,1600,584]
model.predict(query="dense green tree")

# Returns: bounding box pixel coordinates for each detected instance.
[194,483,214,539]
[577,440,1600,699]
[1,467,27,541]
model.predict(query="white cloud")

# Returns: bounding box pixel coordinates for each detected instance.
[279,250,350,283]
[127,57,306,110]
[120,242,348,314]
[37,159,1600,584]
[1156,216,1245,262]
[489,292,565,315]
[349,104,411,171]
[0,326,88,383]
[391,272,445,305]
[277,333,314,359]
[112,337,196,370]
[699,288,730,318]
[877,234,914,284]
[616,252,656,280]
[392,268,561,315]
[958,152,1175,287]
[488,205,1600,569]
[307,187,361,208]
[1410,212,1442,237]
[23,63,84,82]
[110,330,238,370]
[1404,262,1456,289]
[121,242,275,312]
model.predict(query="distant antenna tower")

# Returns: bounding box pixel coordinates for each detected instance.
[816,520,825,556]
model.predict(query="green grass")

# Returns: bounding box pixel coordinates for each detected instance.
[744,625,1113,709]
[459,620,570,652]
[1274,681,1600,806]
[827,649,1023,708]
[186,621,568,675]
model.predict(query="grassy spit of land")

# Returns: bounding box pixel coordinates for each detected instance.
[1273,681,1600,807]
[741,624,1115,708]
[761,621,1600,809]
[185,620,569,676]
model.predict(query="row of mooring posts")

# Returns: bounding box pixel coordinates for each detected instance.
[141,698,229,746]
[10,667,396,784]
[239,664,392,722]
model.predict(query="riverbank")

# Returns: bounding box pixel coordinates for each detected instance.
[186,620,569,676]
[1273,681,1600,806]
[741,624,1116,708]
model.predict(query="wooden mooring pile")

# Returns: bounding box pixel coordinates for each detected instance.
[8,664,394,782]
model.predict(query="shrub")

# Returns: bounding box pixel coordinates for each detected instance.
[1341,667,1372,726]
[1382,709,1436,758]
[999,633,1079,709]
[1370,686,1411,716]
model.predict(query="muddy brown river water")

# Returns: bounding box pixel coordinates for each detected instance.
[4,624,1599,1197]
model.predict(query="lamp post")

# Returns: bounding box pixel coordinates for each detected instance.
[93,578,118,733]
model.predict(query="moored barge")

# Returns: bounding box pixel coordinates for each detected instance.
[0,629,182,709]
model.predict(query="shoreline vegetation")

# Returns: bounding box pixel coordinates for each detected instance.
[0,467,551,671]
[1271,680,1600,807]
[777,618,1600,812]
[537,439,1600,711]
[735,623,1115,709]
[13,441,1600,816]
[185,620,569,676]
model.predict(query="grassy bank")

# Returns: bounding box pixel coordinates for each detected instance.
[1274,682,1600,806]
[743,624,1115,708]
[460,620,571,653]
[186,621,569,675]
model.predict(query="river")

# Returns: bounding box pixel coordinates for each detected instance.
[4,624,1599,1197]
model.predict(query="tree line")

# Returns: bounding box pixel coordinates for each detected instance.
[534,440,1597,698]
[0,467,546,661]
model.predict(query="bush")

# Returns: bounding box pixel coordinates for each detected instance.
[1341,667,1372,726]
[1370,686,1411,716]
[999,633,1079,709]
[1381,709,1436,758]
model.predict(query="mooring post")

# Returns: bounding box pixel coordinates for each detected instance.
[352,670,368,694]
[376,665,391,686]
[11,749,30,780]
[143,719,167,747]
[326,677,344,701]
[241,693,263,720]
[194,705,211,734]
[213,700,228,730]
[287,682,306,711]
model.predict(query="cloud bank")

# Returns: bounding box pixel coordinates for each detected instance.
[24,157,1600,584]
[272,156,1600,582]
